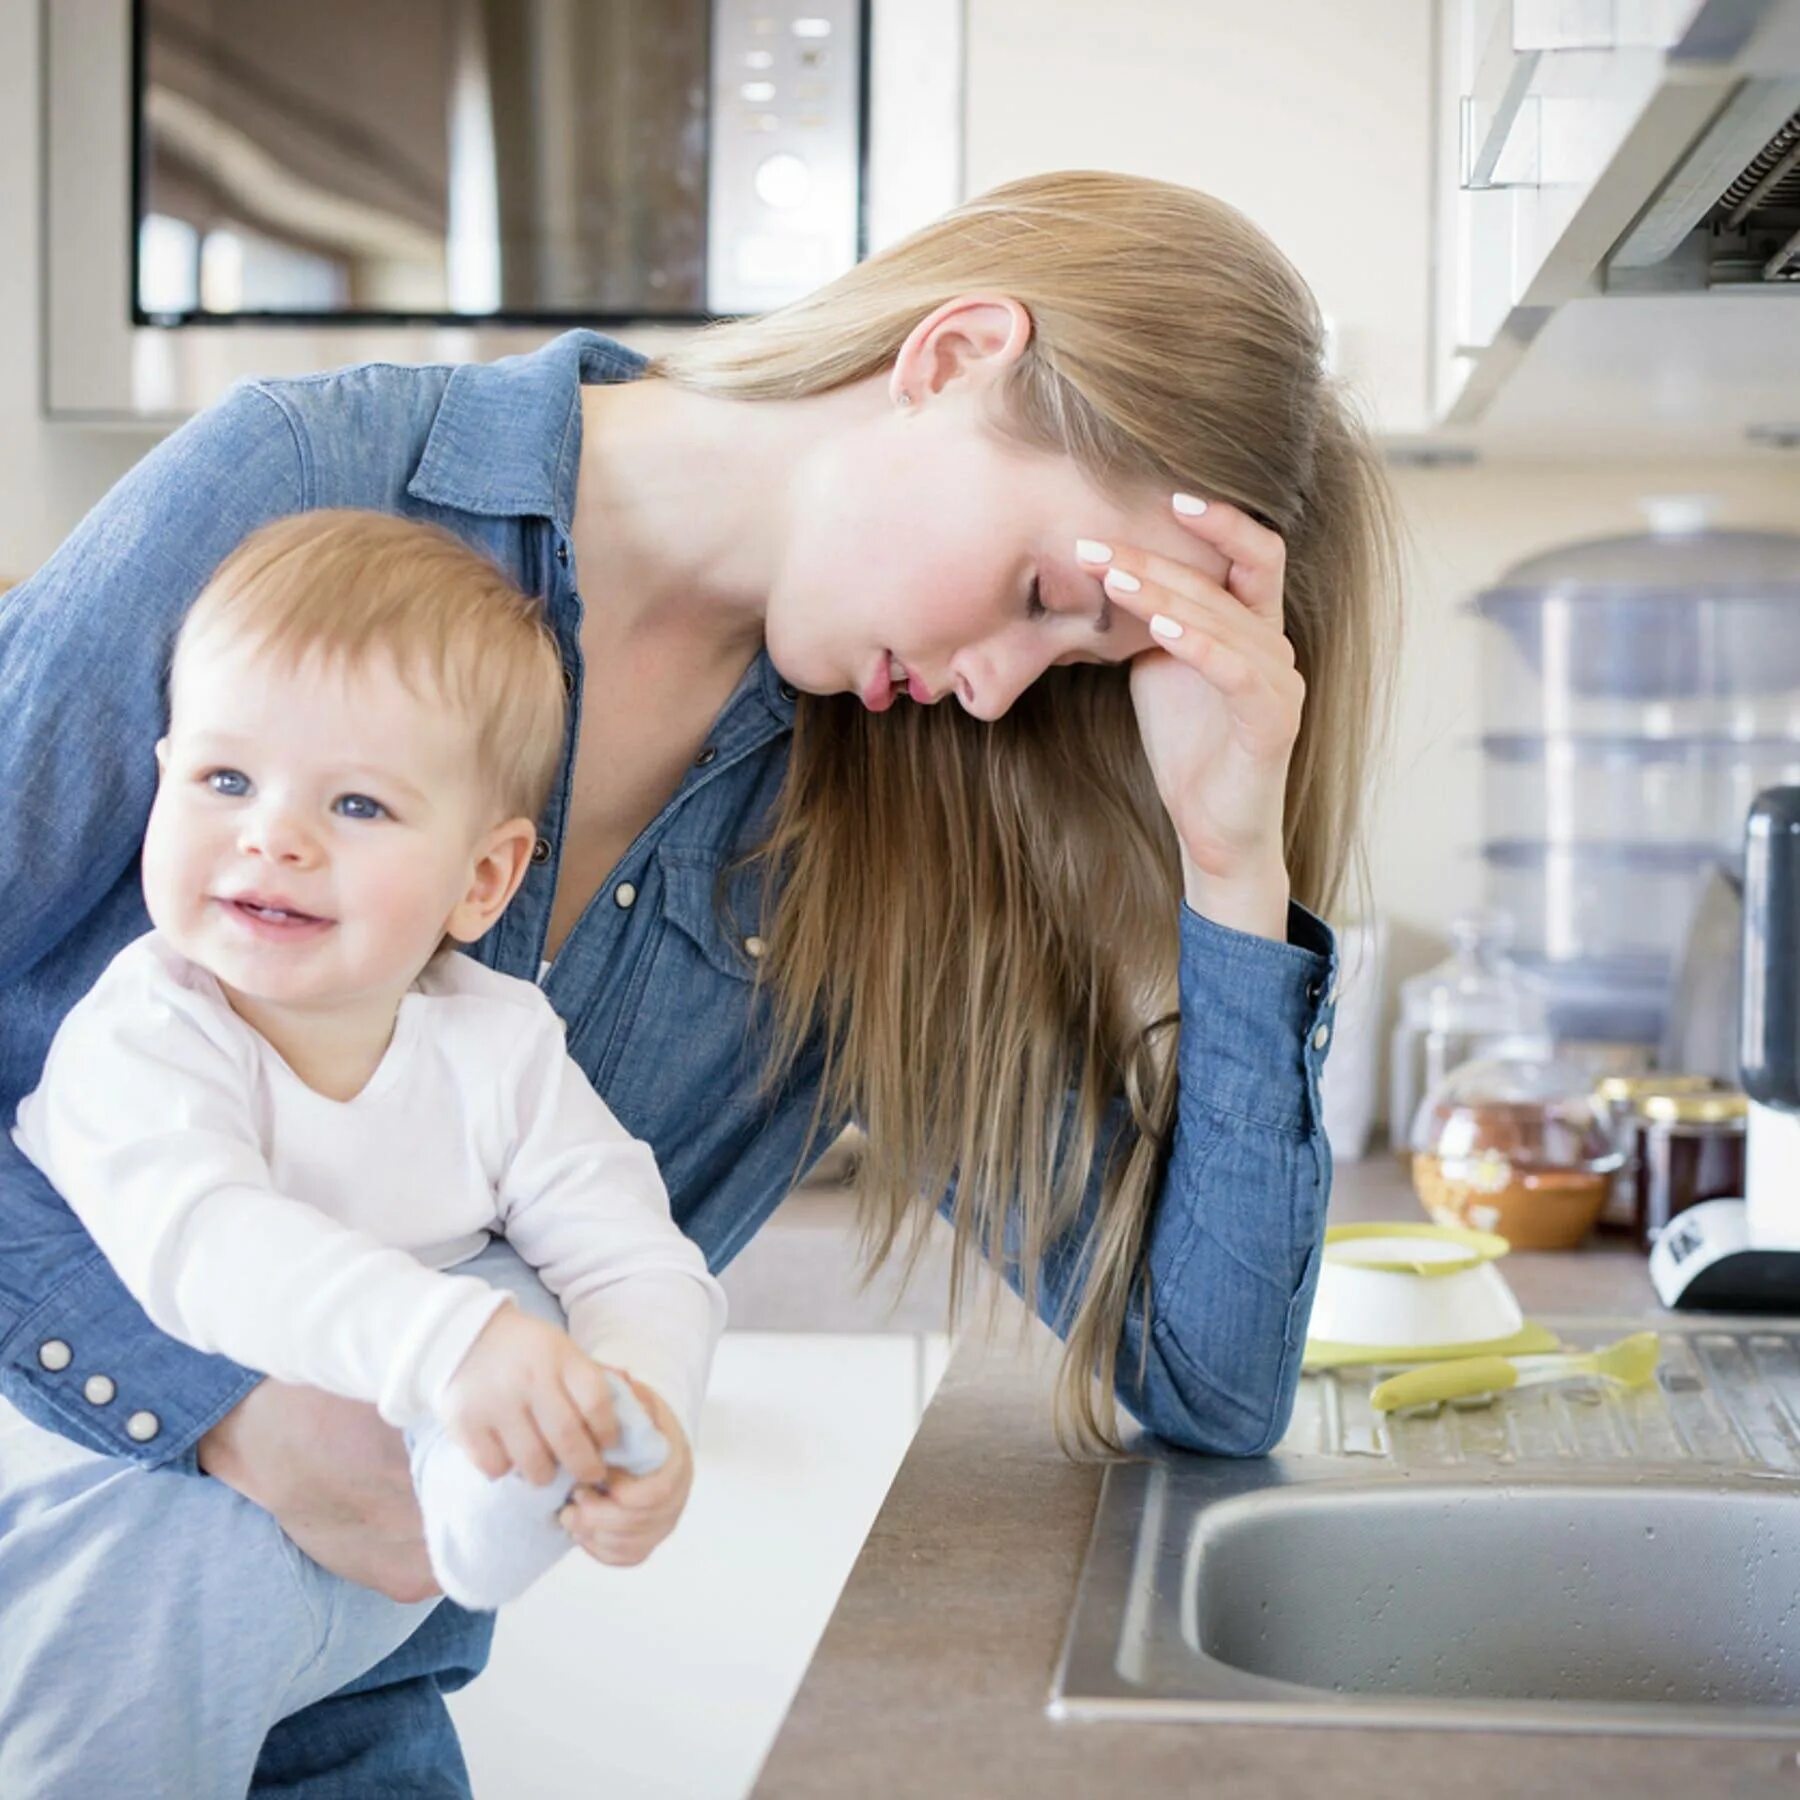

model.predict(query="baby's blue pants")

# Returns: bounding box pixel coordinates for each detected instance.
[0,1239,562,1800]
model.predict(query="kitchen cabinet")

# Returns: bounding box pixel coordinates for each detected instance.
[1430,0,1718,424]
[1425,0,1800,452]
[448,1329,950,1800]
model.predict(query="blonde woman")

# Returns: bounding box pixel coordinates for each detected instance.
[0,171,1398,1796]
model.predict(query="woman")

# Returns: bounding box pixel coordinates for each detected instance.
[0,171,1399,1794]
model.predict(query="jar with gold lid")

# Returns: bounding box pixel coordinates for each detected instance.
[1594,1073,1722,1238]
[1630,1089,1749,1251]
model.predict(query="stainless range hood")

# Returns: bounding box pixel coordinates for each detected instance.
[1610,77,1800,285]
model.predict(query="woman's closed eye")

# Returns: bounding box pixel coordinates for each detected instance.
[1026,574,1047,620]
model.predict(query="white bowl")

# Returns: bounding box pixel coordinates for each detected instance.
[1308,1221,1524,1352]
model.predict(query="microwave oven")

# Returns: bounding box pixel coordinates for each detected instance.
[43,0,963,419]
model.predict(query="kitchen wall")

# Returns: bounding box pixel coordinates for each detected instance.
[0,4,159,583]
[5,0,1797,1116]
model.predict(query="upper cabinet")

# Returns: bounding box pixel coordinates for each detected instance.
[1429,0,1800,454]
[960,0,1800,456]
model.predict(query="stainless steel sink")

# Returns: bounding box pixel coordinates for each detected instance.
[1051,1315,1800,1736]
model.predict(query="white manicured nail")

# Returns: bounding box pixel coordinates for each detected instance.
[1172,493,1208,516]
[1075,538,1113,565]
[1149,612,1184,640]
[1103,567,1141,594]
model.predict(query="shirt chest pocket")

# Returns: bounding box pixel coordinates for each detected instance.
[595,844,774,1135]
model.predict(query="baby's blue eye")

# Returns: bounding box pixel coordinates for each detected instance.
[335,794,388,822]
[205,769,250,797]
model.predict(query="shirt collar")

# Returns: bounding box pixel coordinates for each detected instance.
[407,329,648,527]
[408,328,798,733]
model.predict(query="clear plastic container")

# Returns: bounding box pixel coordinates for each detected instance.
[1408,1056,1625,1250]
[1387,911,1550,1156]
[1469,515,1800,738]
[1479,840,1715,963]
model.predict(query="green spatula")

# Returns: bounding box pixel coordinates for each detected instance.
[1368,1330,1662,1414]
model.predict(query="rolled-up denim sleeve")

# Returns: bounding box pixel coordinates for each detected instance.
[1021,898,1339,1457]
[0,380,307,1470]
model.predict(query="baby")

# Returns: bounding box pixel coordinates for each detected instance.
[10,507,725,1612]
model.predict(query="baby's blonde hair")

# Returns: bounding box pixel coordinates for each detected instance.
[172,509,566,823]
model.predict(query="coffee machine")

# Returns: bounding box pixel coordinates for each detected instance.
[1650,787,1800,1309]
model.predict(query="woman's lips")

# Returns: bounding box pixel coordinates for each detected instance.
[862,652,897,712]
[863,652,939,711]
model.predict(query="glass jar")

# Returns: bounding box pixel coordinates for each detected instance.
[1388,910,1549,1157]
[1593,1074,1723,1238]
[1409,1057,1624,1251]
[1630,1090,1749,1251]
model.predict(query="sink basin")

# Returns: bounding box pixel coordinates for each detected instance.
[1051,1315,1800,1736]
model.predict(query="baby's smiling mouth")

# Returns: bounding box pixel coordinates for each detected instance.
[217,892,334,928]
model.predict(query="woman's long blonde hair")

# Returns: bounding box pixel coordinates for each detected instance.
[653,171,1402,1453]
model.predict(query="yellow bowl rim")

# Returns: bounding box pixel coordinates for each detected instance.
[1321,1219,1512,1279]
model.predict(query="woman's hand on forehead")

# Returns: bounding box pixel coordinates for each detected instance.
[1073,493,1301,926]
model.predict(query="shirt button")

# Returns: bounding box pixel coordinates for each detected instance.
[694,745,717,766]
[531,837,551,865]
[125,1410,161,1443]
[83,1374,116,1406]
[555,541,570,567]
[37,1339,72,1372]
[744,935,766,959]
[1312,1024,1332,1052]
[779,682,798,702]
[614,882,638,909]
[562,666,576,697]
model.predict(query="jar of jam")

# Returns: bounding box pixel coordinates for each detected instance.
[1593,1074,1722,1238]
[1629,1090,1749,1251]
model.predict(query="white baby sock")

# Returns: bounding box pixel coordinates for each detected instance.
[410,1370,668,1611]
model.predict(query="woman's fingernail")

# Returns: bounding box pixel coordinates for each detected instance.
[1149,613,1184,640]
[1173,493,1208,516]
[1075,538,1113,565]
[1103,567,1141,594]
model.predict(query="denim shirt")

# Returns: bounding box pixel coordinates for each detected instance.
[0,334,1337,1478]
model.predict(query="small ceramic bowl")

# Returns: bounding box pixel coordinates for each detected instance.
[1307,1221,1524,1351]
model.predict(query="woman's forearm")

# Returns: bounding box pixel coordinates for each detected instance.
[1121,897,1337,1452]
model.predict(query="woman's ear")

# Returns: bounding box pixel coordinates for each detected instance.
[889,294,1034,408]
[443,818,538,945]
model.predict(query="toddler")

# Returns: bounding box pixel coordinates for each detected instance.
[10,507,726,1612]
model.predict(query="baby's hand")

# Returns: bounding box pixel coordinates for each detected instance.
[558,1375,693,1568]
[442,1304,620,1487]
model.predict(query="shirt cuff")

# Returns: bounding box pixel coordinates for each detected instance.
[1176,896,1339,1137]
[0,1252,260,1473]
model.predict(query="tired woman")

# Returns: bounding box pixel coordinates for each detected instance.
[0,170,1399,1796]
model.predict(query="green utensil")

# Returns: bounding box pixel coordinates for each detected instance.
[1368,1330,1662,1414]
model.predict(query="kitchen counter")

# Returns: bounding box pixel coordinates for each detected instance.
[752,1157,1800,1799]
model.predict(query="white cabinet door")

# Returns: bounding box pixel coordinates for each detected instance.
[449,1331,950,1800]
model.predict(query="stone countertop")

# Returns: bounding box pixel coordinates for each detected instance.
[751,1157,1800,1799]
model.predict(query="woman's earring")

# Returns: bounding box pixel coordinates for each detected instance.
[897,390,913,407]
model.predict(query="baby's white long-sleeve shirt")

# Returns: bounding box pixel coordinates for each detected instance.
[10,933,726,1442]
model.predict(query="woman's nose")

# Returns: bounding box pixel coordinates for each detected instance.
[951,632,1046,722]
